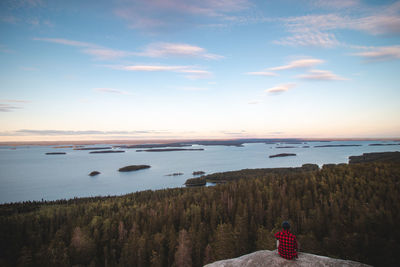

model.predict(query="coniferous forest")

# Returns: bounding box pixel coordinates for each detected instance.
[1,155,400,267]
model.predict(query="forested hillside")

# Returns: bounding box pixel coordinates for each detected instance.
[1,159,400,266]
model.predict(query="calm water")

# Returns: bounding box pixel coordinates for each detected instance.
[0,140,399,203]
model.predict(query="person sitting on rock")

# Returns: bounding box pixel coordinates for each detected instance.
[275,221,298,260]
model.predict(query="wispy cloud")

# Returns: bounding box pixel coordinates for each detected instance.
[83,48,133,60]
[274,30,339,47]
[269,58,324,71]
[34,37,132,60]
[297,69,347,80]
[114,0,250,30]
[179,86,209,91]
[138,42,223,59]
[20,66,38,71]
[276,2,400,47]
[1,15,19,24]
[0,129,169,137]
[0,104,22,112]
[111,65,212,79]
[248,101,260,104]
[93,88,132,95]
[0,44,14,53]
[245,71,277,76]
[265,83,296,94]
[0,99,30,103]
[0,99,30,112]
[352,45,400,62]
[33,37,94,47]
[34,38,222,61]
[311,0,360,9]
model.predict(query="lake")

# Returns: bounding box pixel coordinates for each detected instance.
[0,140,399,204]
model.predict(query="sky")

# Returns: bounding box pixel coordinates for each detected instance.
[1,0,400,141]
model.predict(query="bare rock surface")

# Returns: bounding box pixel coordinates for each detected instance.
[204,250,371,267]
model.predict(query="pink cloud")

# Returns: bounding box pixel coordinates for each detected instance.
[33,37,94,47]
[353,45,400,61]
[34,38,221,61]
[93,88,132,95]
[114,0,250,30]
[265,83,296,94]
[297,70,347,80]
[114,65,212,79]
[138,42,223,59]
[245,71,277,76]
[269,59,324,71]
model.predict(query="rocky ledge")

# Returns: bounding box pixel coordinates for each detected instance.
[205,250,371,267]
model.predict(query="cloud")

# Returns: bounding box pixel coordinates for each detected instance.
[0,44,14,53]
[352,45,400,62]
[93,88,132,95]
[248,101,260,104]
[34,38,221,61]
[34,37,132,60]
[112,65,212,79]
[114,0,250,30]
[33,37,94,47]
[245,71,277,76]
[0,99,30,112]
[179,86,209,91]
[83,48,133,60]
[20,66,38,71]
[265,83,296,94]
[311,0,360,9]
[317,14,400,35]
[1,15,19,24]
[138,42,223,59]
[0,104,22,112]
[0,99,30,103]
[297,69,347,80]
[11,129,166,136]
[274,30,339,47]
[269,58,324,71]
[276,2,400,47]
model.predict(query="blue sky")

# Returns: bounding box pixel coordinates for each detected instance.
[1,0,400,141]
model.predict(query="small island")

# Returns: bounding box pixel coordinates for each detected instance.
[276,146,297,148]
[89,150,125,154]
[89,171,100,176]
[165,172,184,176]
[185,177,206,187]
[115,143,190,149]
[193,171,206,175]
[74,147,112,150]
[368,143,399,146]
[45,152,66,155]
[314,144,362,148]
[269,153,296,158]
[136,148,204,152]
[118,165,151,172]
[52,145,74,148]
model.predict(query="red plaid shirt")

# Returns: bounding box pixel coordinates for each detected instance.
[275,229,298,260]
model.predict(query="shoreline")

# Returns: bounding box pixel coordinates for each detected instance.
[1,137,399,147]
[2,151,399,205]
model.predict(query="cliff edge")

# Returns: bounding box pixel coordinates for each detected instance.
[204,250,371,267]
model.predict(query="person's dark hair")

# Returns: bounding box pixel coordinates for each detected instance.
[282,221,290,230]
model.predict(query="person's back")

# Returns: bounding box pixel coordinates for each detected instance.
[275,221,298,260]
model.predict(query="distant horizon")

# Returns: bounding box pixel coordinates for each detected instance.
[1,136,399,146]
